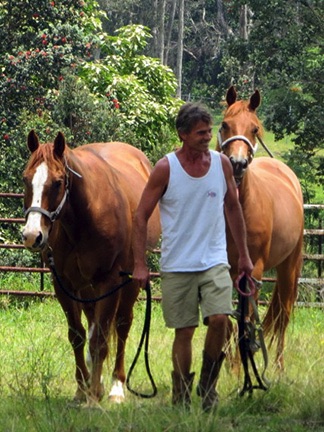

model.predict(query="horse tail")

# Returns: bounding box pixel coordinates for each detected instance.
[262,236,303,365]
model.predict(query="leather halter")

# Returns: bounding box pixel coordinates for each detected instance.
[24,158,82,223]
[217,129,258,156]
[24,189,69,222]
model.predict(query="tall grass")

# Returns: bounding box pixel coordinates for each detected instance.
[0,296,323,432]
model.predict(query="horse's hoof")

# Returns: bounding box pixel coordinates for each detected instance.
[73,388,87,404]
[108,379,125,403]
[108,394,124,404]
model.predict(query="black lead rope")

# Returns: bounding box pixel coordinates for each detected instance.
[236,274,269,396]
[47,249,132,303]
[126,279,157,398]
[47,252,157,398]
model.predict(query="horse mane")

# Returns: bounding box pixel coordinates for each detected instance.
[25,142,66,172]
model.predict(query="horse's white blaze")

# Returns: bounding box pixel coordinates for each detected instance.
[237,145,246,161]
[22,162,48,241]
[108,379,125,402]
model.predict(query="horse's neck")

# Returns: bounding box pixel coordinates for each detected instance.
[237,169,253,205]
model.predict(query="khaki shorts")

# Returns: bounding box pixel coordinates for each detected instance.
[161,264,233,329]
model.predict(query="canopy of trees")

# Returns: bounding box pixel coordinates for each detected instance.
[0,0,323,246]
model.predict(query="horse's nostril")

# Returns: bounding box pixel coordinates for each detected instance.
[242,160,248,169]
[35,232,43,246]
[230,158,248,172]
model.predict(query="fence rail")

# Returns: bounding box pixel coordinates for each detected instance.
[1,192,323,300]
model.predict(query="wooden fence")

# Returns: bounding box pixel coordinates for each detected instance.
[1,193,323,303]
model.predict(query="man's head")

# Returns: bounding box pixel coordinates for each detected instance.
[176,102,213,136]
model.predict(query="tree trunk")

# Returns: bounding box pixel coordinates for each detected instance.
[157,0,166,63]
[239,4,248,40]
[176,0,184,98]
[152,0,159,57]
[164,0,177,65]
[216,0,229,35]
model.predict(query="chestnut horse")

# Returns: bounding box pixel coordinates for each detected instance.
[22,130,160,405]
[217,87,304,368]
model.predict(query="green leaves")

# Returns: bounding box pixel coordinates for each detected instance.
[79,24,181,154]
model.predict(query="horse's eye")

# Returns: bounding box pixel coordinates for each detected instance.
[222,122,229,130]
[252,127,259,134]
[54,180,63,189]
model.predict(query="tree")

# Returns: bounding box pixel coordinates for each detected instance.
[176,0,184,97]
[0,0,101,195]
[79,24,182,154]
[0,3,182,253]
[220,0,324,198]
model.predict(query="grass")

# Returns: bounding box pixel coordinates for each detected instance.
[0,295,323,432]
[0,113,322,431]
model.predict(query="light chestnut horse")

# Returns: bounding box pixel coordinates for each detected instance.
[22,130,160,405]
[218,87,304,368]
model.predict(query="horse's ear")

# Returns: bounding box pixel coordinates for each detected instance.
[248,89,261,111]
[54,132,66,158]
[27,130,39,153]
[226,86,237,106]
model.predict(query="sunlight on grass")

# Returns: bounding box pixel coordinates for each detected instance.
[0,298,323,431]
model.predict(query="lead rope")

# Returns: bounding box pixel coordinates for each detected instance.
[47,248,132,303]
[126,278,157,398]
[235,273,270,396]
[47,253,157,398]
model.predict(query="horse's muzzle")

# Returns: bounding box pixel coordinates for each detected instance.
[22,228,48,252]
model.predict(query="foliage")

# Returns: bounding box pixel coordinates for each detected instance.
[220,0,324,197]
[0,0,101,192]
[94,1,324,202]
[79,24,182,153]
[0,4,182,254]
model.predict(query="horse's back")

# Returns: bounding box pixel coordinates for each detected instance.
[77,142,160,249]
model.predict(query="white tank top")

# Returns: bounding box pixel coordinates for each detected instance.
[159,150,229,272]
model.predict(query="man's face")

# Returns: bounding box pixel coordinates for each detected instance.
[179,121,213,151]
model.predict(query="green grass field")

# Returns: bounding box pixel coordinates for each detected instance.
[0,112,322,431]
[0,296,323,432]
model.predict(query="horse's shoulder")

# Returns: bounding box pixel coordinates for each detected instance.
[250,157,302,199]
[252,157,297,179]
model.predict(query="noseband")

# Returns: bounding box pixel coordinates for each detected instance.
[24,189,69,223]
[24,158,82,223]
[217,129,258,156]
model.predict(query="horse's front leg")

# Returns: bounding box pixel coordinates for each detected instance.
[69,321,91,402]
[109,280,139,403]
[86,289,119,405]
[55,285,90,403]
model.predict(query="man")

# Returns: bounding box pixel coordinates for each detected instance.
[132,102,253,411]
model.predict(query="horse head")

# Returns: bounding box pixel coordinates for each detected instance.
[217,86,263,184]
[22,130,68,252]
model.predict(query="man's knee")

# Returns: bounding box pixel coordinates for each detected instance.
[206,314,229,329]
[175,326,195,341]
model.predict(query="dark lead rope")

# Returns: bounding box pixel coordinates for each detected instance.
[47,251,157,398]
[236,274,270,396]
[47,249,132,303]
[126,279,157,398]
